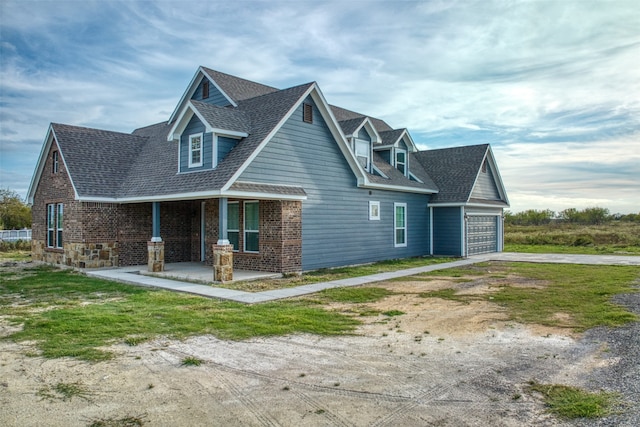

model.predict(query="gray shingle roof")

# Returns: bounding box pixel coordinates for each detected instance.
[190,100,251,134]
[330,105,393,133]
[51,123,149,198]
[378,129,406,146]
[229,181,306,197]
[369,152,438,192]
[412,144,491,203]
[338,117,366,136]
[201,66,278,102]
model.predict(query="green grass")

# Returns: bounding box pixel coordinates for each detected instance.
[1,266,359,361]
[419,262,639,331]
[0,250,31,261]
[505,244,640,255]
[527,381,620,418]
[37,381,92,402]
[181,356,203,366]
[221,256,455,292]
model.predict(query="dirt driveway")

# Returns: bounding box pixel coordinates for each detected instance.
[1,271,636,426]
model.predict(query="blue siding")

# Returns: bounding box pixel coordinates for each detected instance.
[357,127,372,141]
[471,162,501,200]
[432,207,462,256]
[191,79,232,107]
[218,136,239,162]
[179,115,213,172]
[239,96,431,270]
[378,149,391,164]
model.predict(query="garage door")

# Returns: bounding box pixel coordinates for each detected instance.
[467,216,497,255]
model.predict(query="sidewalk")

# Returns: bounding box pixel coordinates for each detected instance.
[86,253,640,304]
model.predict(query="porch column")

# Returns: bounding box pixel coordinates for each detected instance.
[148,201,164,272]
[213,197,233,282]
[218,197,229,245]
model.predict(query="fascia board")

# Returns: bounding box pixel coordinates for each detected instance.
[401,130,418,152]
[429,201,509,208]
[27,125,54,204]
[371,164,389,179]
[78,189,306,204]
[487,145,510,205]
[359,182,437,194]
[210,128,248,138]
[27,126,80,204]
[167,104,195,141]
[354,118,381,143]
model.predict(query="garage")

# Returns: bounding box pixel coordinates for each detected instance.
[466,215,498,255]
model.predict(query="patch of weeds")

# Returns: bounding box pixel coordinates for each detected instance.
[358,308,382,317]
[37,381,92,402]
[512,393,522,400]
[382,310,405,317]
[181,356,203,367]
[147,384,154,390]
[314,409,326,415]
[282,386,290,391]
[87,414,147,427]
[124,336,148,346]
[319,287,393,303]
[299,373,306,377]
[333,382,340,387]
[527,381,620,419]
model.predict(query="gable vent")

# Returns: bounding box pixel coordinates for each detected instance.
[303,103,313,123]
[202,80,210,99]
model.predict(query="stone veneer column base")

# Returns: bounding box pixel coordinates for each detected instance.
[213,244,234,282]
[147,241,165,272]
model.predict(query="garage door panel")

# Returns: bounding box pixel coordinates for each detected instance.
[467,216,497,255]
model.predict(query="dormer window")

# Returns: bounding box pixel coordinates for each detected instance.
[396,149,406,175]
[189,133,203,168]
[202,80,210,99]
[355,139,370,171]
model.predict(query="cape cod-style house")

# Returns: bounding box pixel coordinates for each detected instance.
[27,66,509,277]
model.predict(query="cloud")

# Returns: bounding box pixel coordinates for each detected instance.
[0,0,639,213]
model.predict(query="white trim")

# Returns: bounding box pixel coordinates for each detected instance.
[76,188,307,204]
[359,182,437,194]
[395,148,407,176]
[408,171,423,183]
[394,202,407,248]
[150,236,163,243]
[168,101,249,142]
[371,164,389,179]
[188,133,203,168]
[212,135,219,169]
[56,203,63,249]
[355,138,371,171]
[429,202,509,208]
[369,201,380,220]
[375,129,418,152]
[347,117,381,144]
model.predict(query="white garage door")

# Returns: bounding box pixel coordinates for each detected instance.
[467,216,497,255]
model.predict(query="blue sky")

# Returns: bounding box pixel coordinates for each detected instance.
[1,0,639,213]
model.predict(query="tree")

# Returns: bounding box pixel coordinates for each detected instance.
[0,189,31,230]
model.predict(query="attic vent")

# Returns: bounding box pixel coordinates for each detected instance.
[303,103,313,123]
[202,80,210,99]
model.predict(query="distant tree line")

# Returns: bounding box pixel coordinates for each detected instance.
[505,207,640,226]
[0,188,31,230]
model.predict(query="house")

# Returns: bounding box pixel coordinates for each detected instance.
[27,66,509,275]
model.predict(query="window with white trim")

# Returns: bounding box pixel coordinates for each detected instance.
[369,201,380,220]
[227,202,239,251]
[56,204,63,248]
[189,133,203,168]
[46,203,63,248]
[244,201,259,252]
[394,203,407,247]
[47,204,55,248]
[396,149,406,176]
[355,139,370,171]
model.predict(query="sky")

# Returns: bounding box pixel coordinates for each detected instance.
[1,0,639,214]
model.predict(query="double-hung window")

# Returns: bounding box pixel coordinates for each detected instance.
[244,201,259,253]
[46,203,63,248]
[396,149,406,176]
[394,203,407,247]
[227,202,239,251]
[355,139,370,171]
[189,133,203,168]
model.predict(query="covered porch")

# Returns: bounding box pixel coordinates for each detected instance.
[139,262,281,285]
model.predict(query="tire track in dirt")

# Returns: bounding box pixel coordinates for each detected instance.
[292,389,353,427]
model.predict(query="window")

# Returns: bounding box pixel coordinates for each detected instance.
[227,202,239,251]
[394,203,407,247]
[369,201,380,221]
[244,201,259,252]
[355,139,370,171]
[46,203,63,248]
[396,149,406,176]
[47,204,55,248]
[303,103,313,123]
[202,80,210,99]
[56,204,63,248]
[52,151,59,174]
[189,133,203,168]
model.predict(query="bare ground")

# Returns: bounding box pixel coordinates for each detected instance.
[0,272,632,426]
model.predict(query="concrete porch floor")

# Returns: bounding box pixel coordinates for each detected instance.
[140,262,281,284]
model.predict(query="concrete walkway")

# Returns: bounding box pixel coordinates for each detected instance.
[86,253,640,304]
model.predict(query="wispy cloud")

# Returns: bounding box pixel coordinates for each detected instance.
[1,0,638,213]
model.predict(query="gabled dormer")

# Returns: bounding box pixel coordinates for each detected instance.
[376,129,417,178]
[338,117,381,173]
[168,100,250,173]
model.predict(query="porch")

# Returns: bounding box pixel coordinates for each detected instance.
[138,262,281,284]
